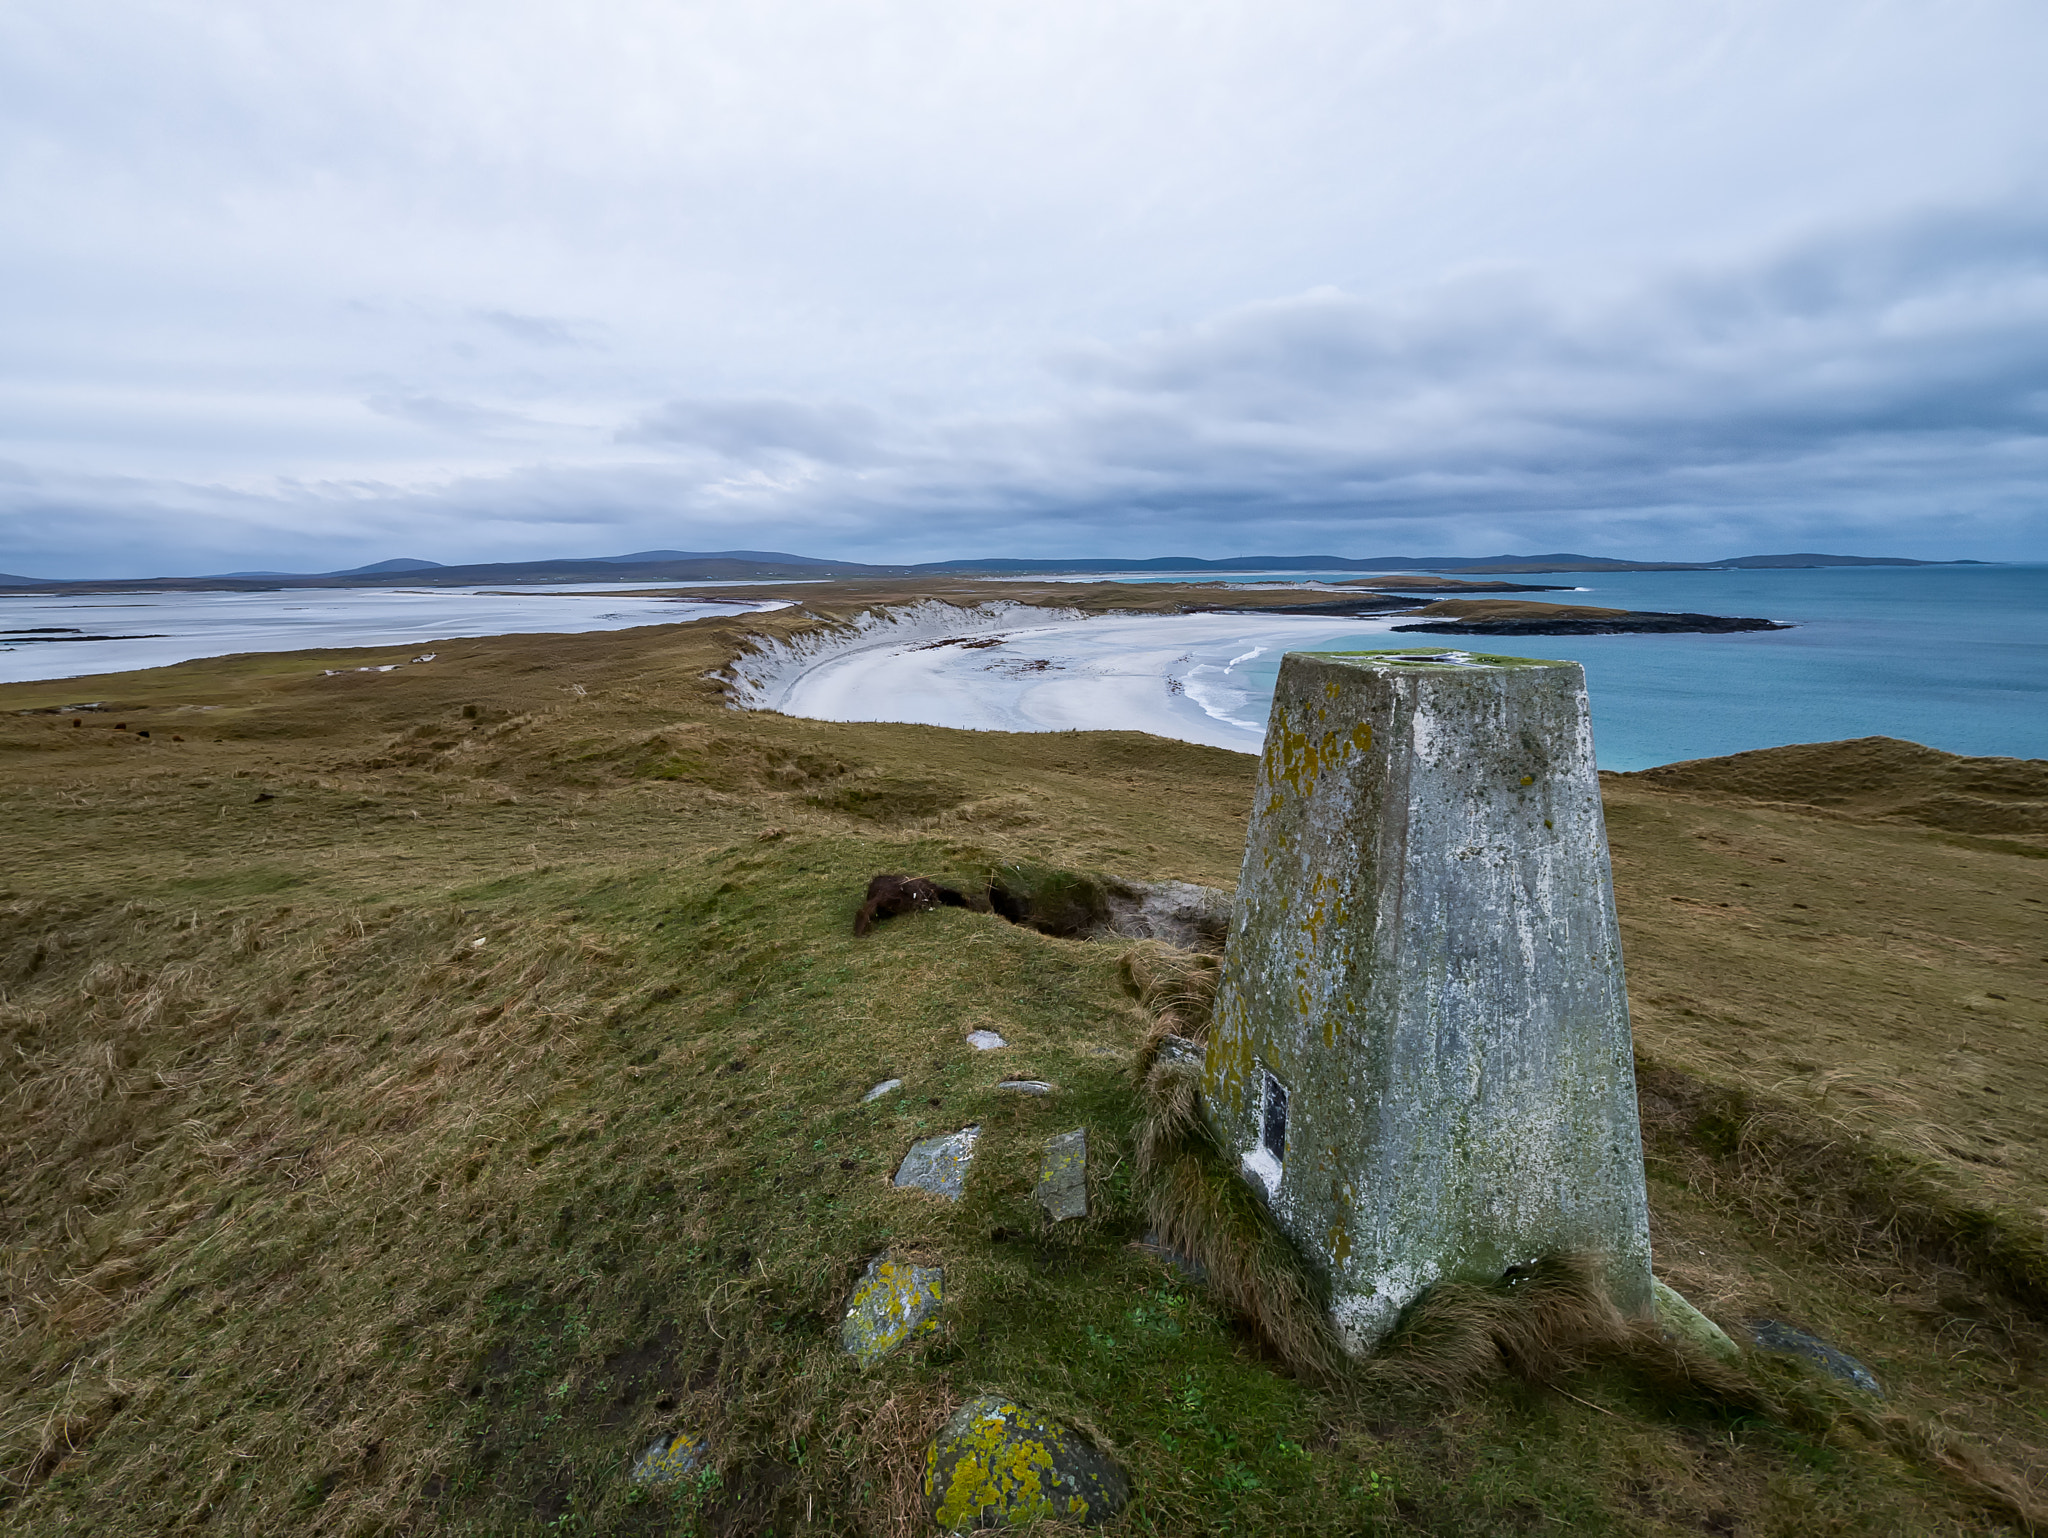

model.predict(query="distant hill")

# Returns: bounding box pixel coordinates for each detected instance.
[908,553,1692,574]
[911,552,1974,574]
[592,549,857,567]
[1712,553,1972,569]
[0,547,1990,594]
[327,558,446,575]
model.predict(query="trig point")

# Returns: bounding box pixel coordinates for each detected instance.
[1203,648,1653,1353]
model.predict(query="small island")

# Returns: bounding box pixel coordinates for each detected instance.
[1391,599,1790,636]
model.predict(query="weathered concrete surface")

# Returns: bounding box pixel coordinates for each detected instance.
[841,1254,945,1361]
[923,1394,1130,1531]
[895,1126,980,1199]
[1203,648,1653,1353]
[1035,1129,1088,1220]
[630,1431,706,1488]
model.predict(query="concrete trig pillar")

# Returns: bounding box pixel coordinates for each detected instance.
[1202,648,1652,1354]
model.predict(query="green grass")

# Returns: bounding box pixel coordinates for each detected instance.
[2,601,2043,1535]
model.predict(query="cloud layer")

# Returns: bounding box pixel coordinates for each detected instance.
[2,2,2044,573]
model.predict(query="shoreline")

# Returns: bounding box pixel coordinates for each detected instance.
[727,602,1412,754]
[0,586,786,686]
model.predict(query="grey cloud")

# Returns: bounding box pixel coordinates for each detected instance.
[476,309,600,349]
[620,397,885,465]
[364,393,538,435]
[5,208,2046,574]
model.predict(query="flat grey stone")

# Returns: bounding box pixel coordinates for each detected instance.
[1035,1129,1088,1220]
[965,1030,1007,1050]
[1652,1279,1739,1362]
[894,1125,980,1199]
[997,1079,1053,1095]
[862,1078,903,1103]
[1154,1034,1203,1069]
[631,1431,706,1488]
[840,1254,944,1362]
[1748,1318,1882,1395]
[1104,879,1236,951]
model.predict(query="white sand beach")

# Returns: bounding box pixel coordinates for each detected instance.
[730,601,1407,753]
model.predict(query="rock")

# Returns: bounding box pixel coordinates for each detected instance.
[630,1431,707,1488]
[840,1254,945,1362]
[1132,1231,1208,1285]
[924,1395,1131,1531]
[894,1126,980,1199]
[1204,649,1654,1353]
[1034,1130,1088,1220]
[966,1030,1007,1050]
[1103,879,1237,951]
[862,1078,903,1103]
[1153,1034,1203,1069]
[1652,1280,1740,1362]
[1747,1318,1883,1394]
[997,1079,1053,1095]
[986,860,1234,951]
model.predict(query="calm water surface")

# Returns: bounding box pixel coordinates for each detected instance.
[1211,565,2046,768]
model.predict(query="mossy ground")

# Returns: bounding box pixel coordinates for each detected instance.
[1,596,2043,1534]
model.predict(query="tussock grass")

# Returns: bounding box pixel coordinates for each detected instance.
[1123,951,2048,1533]
[1639,1055,2048,1313]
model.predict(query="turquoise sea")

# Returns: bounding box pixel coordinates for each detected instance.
[1124,564,2047,771]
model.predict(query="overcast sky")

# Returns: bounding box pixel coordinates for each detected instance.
[3,1,2045,575]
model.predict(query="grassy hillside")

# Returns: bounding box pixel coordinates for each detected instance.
[2,598,2044,1535]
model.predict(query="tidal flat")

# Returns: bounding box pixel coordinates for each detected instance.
[2,591,2044,1535]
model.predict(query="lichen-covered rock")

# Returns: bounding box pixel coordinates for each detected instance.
[1034,1129,1087,1221]
[1652,1279,1740,1362]
[895,1126,980,1199]
[924,1395,1130,1531]
[841,1255,944,1362]
[630,1431,706,1488]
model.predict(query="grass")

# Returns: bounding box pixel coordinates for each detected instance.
[1,591,2044,1534]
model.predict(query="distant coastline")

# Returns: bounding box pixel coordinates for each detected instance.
[0,547,1993,595]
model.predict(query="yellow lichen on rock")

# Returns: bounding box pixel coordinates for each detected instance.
[628,1431,706,1488]
[924,1395,1130,1531]
[839,1255,943,1363]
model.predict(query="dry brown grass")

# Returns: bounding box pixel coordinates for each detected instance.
[3,600,2047,1533]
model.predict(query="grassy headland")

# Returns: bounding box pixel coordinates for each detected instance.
[2,589,2044,1535]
